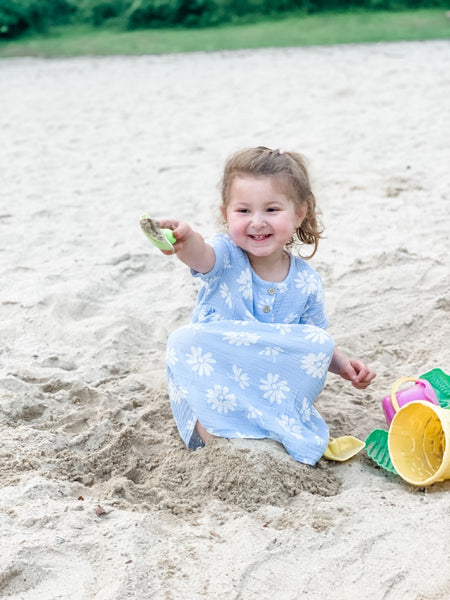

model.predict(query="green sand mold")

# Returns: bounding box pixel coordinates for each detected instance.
[365,429,397,475]
[140,216,176,251]
[420,368,450,408]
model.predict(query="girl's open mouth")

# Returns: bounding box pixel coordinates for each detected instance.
[250,234,271,241]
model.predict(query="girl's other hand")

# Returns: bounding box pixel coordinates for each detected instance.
[341,358,376,389]
[329,348,376,390]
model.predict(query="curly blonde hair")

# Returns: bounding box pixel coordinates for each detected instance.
[220,146,324,258]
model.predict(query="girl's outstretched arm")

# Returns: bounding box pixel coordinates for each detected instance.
[329,347,376,390]
[158,218,215,274]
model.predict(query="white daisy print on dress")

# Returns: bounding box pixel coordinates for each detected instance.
[168,379,187,404]
[297,396,312,421]
[259,373,290,404]
[296,397,319,431]
[300,352,330,378]
[231,320,248,326]
[237,268,252,299]
[256,297,273,313]
[272,323,292,335]
[228,365,250,389]
[186,416,197,434]
[315,284,324,303]
[277,414,304,439]
[206,385,237,414]
[295,271,320,295]
[284,312,300,324]
[248,405,264,423]
[296,397,320,431]
[200,275,218,293]
[186,346,216,376]
[220,282,232,308]
[166,346,179,367]
[303,325,331,345]
[258,346,283,362]
[222,331,260,346]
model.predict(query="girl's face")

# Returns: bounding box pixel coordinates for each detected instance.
[221,175,306,262]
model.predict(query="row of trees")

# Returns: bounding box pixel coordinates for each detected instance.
[1,0,447,39]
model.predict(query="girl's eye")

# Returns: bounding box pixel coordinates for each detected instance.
[267,207,279,212]
[238,208,250,213]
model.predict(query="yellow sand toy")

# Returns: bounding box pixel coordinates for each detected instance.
[324,436,366,462]
[389,400,450,486]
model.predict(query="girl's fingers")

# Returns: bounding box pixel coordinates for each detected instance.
[350,361,376,388]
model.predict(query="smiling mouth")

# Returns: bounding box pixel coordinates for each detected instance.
[250,234,272,241]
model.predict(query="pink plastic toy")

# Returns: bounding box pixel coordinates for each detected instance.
[382,377,439,426]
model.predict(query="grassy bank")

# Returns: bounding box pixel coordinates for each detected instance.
[0,8,449,58]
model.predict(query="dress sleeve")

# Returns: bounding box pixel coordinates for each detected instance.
[190,233,232,280]
[299,273,329,329]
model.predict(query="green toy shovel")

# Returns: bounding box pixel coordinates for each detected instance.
[140,216,176,251]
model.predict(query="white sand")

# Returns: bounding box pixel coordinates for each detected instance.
[1,40,450,599]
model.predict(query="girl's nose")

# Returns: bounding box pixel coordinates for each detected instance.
[252,212,266,227]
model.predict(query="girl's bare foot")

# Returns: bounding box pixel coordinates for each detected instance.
[195,421,216,443]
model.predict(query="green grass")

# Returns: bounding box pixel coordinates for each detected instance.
[0,9,449,58]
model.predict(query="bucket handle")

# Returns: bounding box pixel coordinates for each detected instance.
[390,377,419,413]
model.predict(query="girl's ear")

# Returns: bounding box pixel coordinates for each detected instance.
[220,205,227,224]
[296,202,308,226]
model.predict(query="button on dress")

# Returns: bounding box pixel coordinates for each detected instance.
[166,234,334,465]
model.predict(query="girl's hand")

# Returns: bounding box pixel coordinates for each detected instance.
[158,219,192,256]
[329,348,376,389]
[340,357,376,389]
[157,218,215,273]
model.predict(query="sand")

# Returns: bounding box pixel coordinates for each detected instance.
[0,39,449,599]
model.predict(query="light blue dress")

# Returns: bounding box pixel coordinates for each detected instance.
[166,234,335,465]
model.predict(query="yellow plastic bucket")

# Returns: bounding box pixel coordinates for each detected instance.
[388,401,450,486]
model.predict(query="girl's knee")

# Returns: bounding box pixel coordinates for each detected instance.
[167,325,195,358]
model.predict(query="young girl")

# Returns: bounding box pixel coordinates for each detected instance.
[158,147,375,465]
